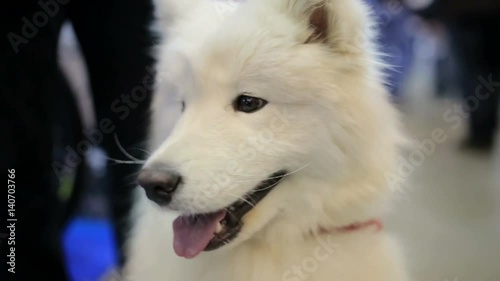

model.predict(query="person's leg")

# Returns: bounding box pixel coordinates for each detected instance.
[0,2,72,279]
[67,0,155,266]
[452,18,499,149]
[466,18,500,147]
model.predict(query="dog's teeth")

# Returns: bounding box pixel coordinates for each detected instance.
[215,222,223,234]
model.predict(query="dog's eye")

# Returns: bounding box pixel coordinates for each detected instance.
[234,95,268,113]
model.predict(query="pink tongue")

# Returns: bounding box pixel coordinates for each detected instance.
[173,211,226,259]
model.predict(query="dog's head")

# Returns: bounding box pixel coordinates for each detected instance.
[140,0,401,258]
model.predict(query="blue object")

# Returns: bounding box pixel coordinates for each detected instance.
[63,217,118,281]
[366,0,415,97]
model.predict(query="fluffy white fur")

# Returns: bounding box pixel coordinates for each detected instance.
[125,0,408,280]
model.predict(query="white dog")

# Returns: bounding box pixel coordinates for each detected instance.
[124,0,408,280]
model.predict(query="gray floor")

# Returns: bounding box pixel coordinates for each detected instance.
[386,50,500,281]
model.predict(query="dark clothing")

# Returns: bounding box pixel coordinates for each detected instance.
[451,18,500,145]
[410,0,500,145]
[1,0,155,280]
[416,0,500,21]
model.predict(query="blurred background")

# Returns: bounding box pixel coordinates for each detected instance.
[1,0,499,280]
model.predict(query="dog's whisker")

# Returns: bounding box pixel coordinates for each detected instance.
[113,133,148,163]
[221,192,256,208]
[107,157,147,165]
[231,163,310,183]
[250,165,309,193]
[129,147,153,156]
[224,207,236,218]
[252,176,285,193]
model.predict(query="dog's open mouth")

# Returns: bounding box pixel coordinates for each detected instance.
[172,170,287,259]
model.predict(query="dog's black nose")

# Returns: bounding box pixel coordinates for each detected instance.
[138,168,182,206]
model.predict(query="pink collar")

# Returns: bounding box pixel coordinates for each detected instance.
[318,219,383,235]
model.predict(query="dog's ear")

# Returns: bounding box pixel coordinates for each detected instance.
[286,0,372,53]
[305,3,329,44]
[283,0,331,44]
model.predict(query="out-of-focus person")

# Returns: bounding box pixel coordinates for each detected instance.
[1,0,155,280]
[406,0,500,150]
